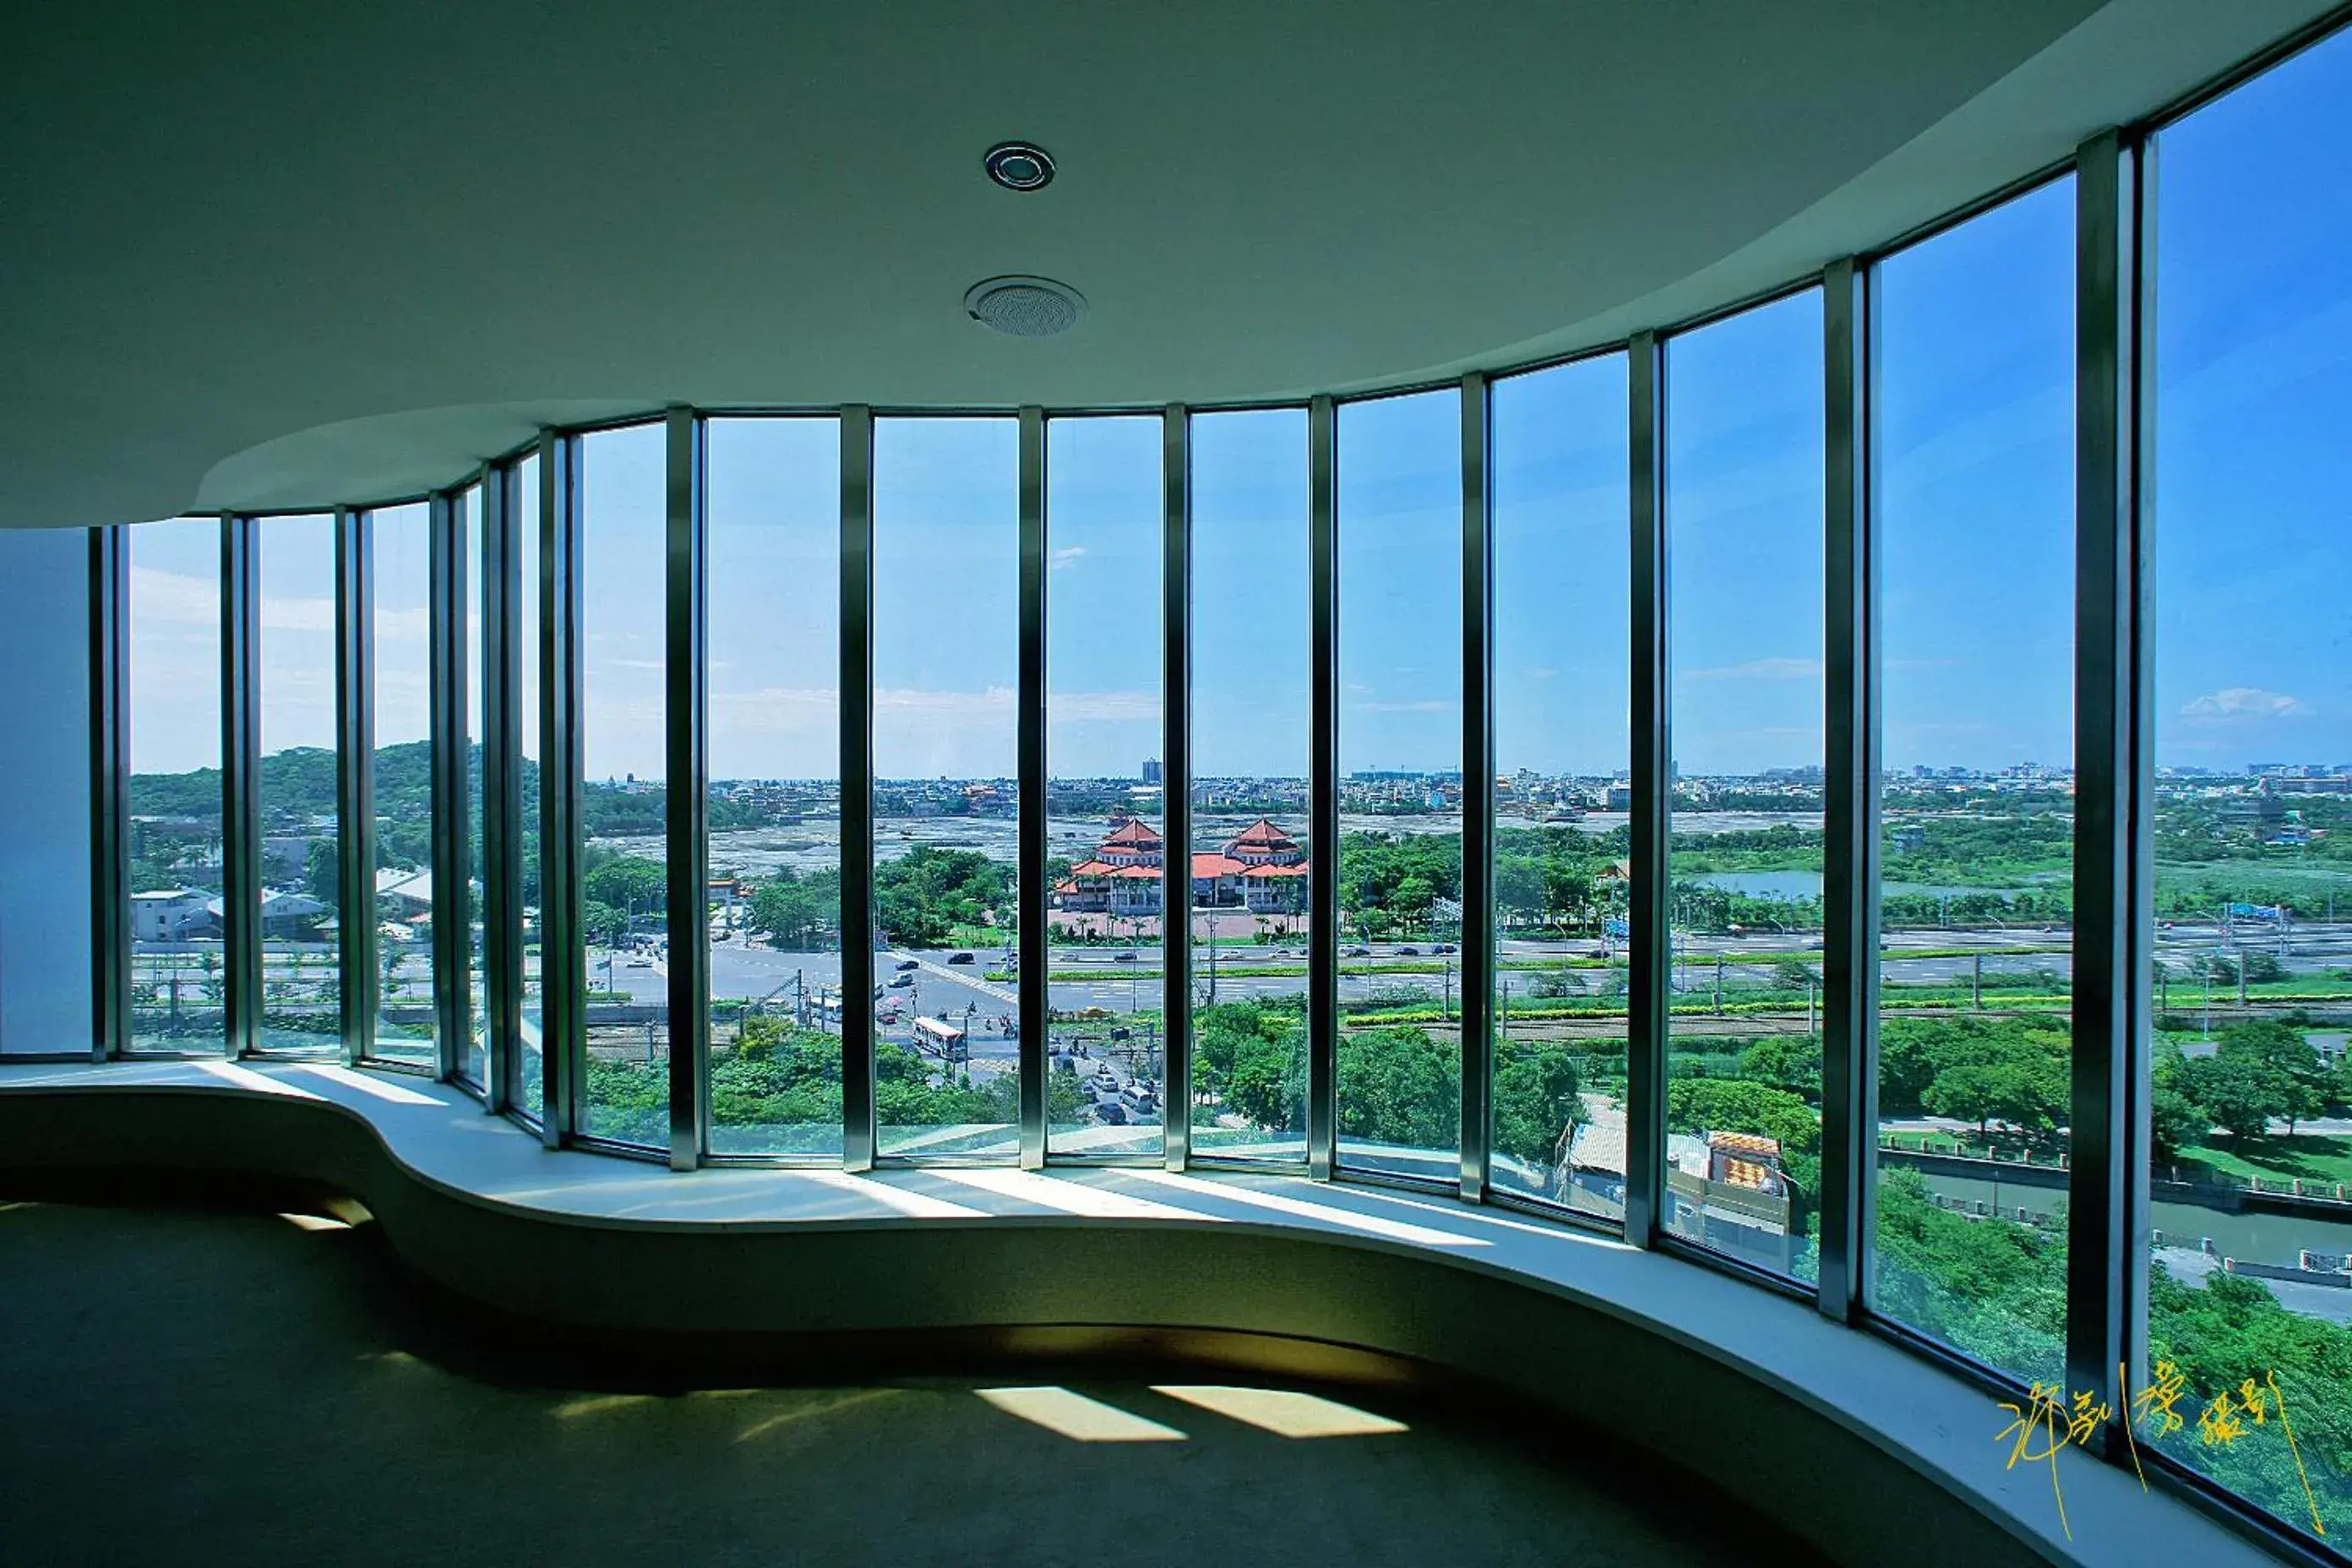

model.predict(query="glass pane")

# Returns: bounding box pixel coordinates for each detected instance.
[1190,409,1311,1161]
[579,423,668,1144]
[1868,181,2074,1383]
[255,514,340,1056]
[2147,27,2352,1544]
[515,456,544,1114]
[706,416,844,1158]
[128,520,225,1052]
[1662,290,1824,1279]
[370,503,437,1064]
[1491,354,1631,1217]
[1044,416,1165,1157]
[0,525,92,1054]
[462,485,487,1088]
[1337,389,1462,1180]
[870,417,1021,1158]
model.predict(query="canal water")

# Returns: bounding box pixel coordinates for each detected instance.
[1918,1168,2352,1267]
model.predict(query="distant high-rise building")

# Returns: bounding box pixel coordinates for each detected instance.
[1141,757,1162,786]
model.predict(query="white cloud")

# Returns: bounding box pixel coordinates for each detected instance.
[2180,687,2306,720]
[1049,547,1087,571]
[1682,656,1823,682]
[1354,699,1455,714]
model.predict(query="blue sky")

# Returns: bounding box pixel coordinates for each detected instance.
[124,24,2351,784]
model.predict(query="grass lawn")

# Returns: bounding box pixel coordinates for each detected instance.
[2178,1134,2352,1186]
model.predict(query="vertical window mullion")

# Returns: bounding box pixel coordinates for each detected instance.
[1307,395,1339,1179]
[335,504,375,1067]
[427,490,468,1082]
[839,408,877,1171]
[223,514,260,1061]
[665,408,709,1169]
[1162,405,1192,1170]
[483,464,522,1113]
[1625,335,1669,1247]
[2069,128,2153,1427]
[1459,373,1494,1201]
[1820,258,1879,1322]
[90,525,128,1061]
[542,434,585,1142]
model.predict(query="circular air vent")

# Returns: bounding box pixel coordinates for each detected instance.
[965,275,1087,339]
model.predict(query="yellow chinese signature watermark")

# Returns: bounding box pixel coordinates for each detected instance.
[1994,1364,2326,1542]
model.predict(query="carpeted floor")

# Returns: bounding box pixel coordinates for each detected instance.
[0,1182,1810,1567]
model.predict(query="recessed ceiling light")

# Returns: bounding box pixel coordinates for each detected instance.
[965,275,1086,338]
[984,141,1055,192]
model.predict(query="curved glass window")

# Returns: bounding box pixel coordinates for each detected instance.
[461,482,487,1089]
[1491,352,1631,1215]
[706,416,843,1158]
[577,422,669,1146]
[1662,289,1824,1280]
[1045,416,1166,1157]
[871,416,1021,1159]
[1867,177,2076,1382]
[128,519,226,1054]
[1189,408,1312,1161]
[254,513,340,1057]
[2148,24,2352,1544]
[1337,388,1463,1181]
[371,501,438,1065]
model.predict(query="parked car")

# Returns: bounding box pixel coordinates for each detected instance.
[895,958,919,972]
[948,951,975,965]
[888,974,914,988]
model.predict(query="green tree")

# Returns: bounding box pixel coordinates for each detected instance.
[1492,1039,1582,1169]
[1337,1026,1456,1150]
[582,898,628,949]
[2180,1052,2294,1146]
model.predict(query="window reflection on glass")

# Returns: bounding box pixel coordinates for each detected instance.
[255,514,340,1056]
[577,423,669,1145]
[705,417,843,1158]
[1337,389,1462,1181]
[1490,353,1630,1217]
[1662,291,1824,1280]
[370,502,438,1064]
[515,455,544,1115]
[872,416,1021,1158]
[1046,416,1165,1157]
[1867,178,2074,1383]
[1190,408,1311,1162]
[2146,25,2352,1544]
[128,519,226,1054]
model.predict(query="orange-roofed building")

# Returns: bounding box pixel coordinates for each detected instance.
[1053,817,1309,916]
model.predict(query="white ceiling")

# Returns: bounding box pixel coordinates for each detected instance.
[0,0,2333,529]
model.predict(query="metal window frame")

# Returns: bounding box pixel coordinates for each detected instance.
[1161,404,1192,1170]
[222,514,260,1060]
[665,406,710,1170]
[1017,405,1048,1169]
[1625,334,1669,1248]
[427,489,471,1085]
[2068,126,2153,1435]
[1306,394,1339,1179]
[90,525,129,1061]
[483,461,525,1116]
[539,433,585,1143]
[839,406,878,1170]
[335,504,376,1068]
[1817,258,1878,1322]
[1457,372,1494,1202]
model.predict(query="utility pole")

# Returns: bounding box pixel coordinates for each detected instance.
[1807,978,1817,1041]
[1972,952,1982,1011]
[1713,956,1723,1014]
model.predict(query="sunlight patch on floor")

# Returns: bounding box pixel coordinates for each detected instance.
[977,1386,1188,1442]
[1153,1385,1409,1438]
